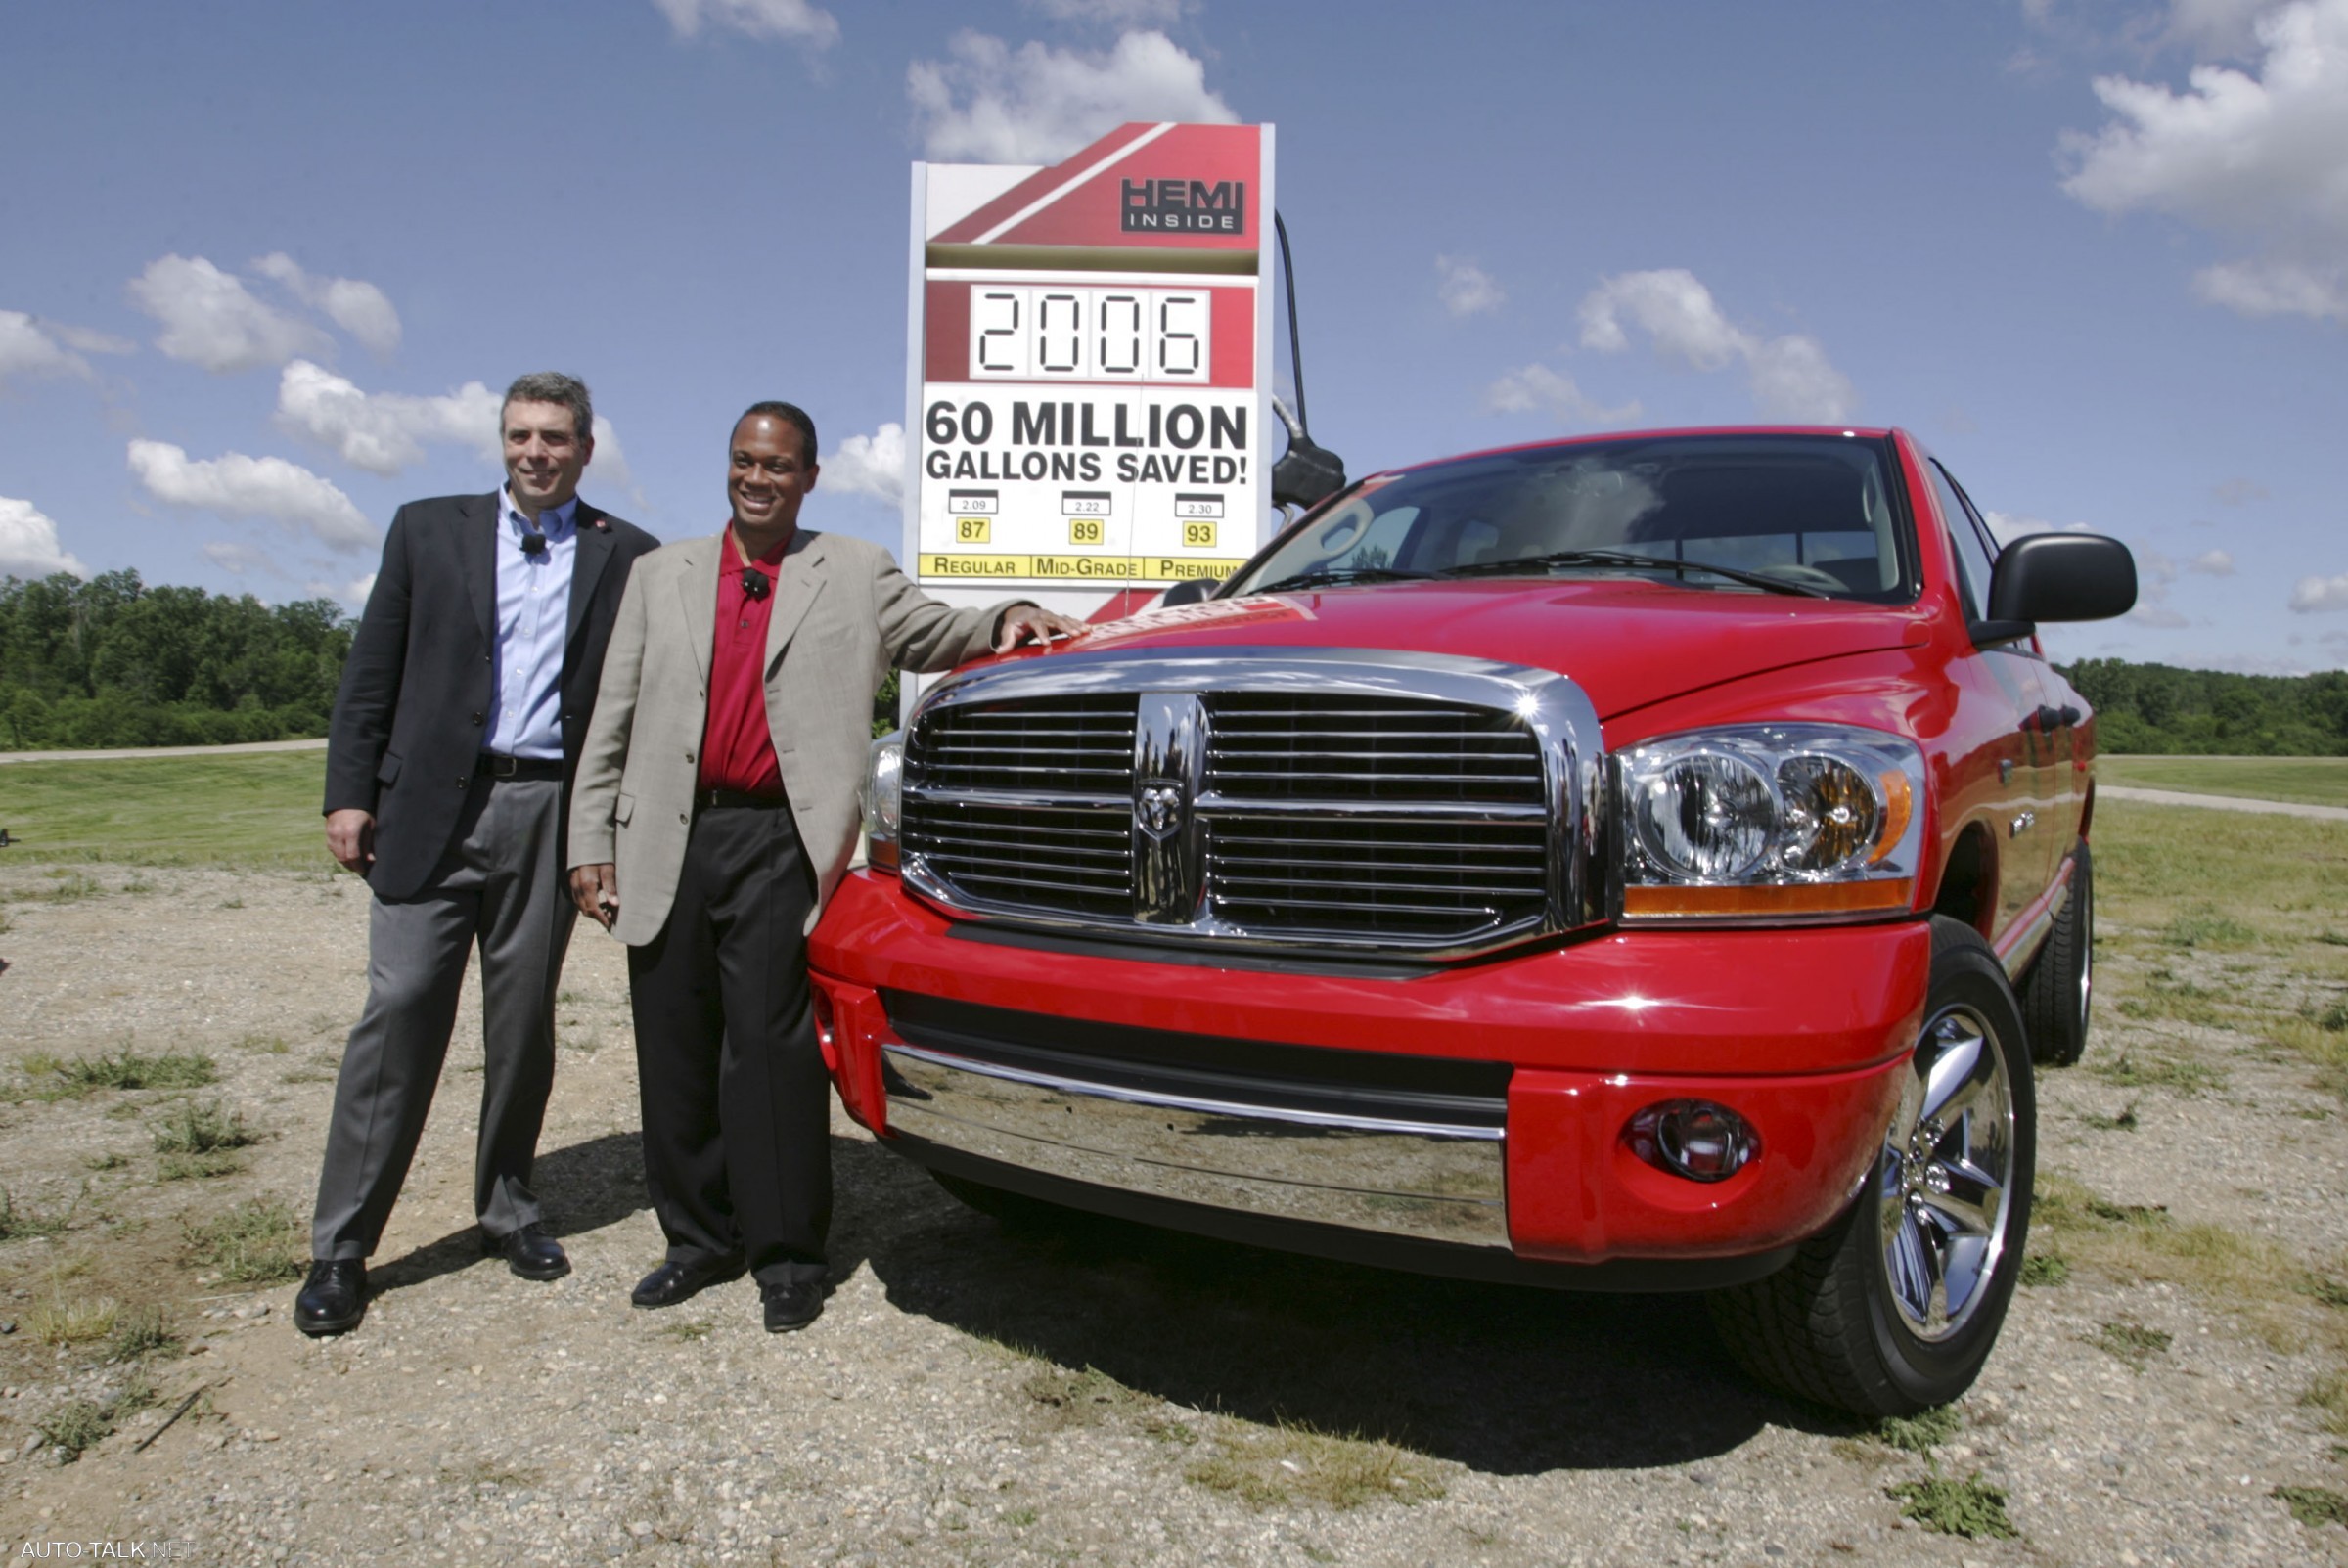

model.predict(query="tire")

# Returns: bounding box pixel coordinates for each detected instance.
[1708,916,2037,1418]
[2020,839,2094,1067]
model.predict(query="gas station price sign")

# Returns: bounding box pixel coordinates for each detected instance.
[904,122,1274,605]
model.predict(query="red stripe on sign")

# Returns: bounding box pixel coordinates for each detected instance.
[1208,285,1252,389]
[932,122,1167,245]
[925,280,971,382]
[990,125,1260,251]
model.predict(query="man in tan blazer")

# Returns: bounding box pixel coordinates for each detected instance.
[567,400,1079,1331]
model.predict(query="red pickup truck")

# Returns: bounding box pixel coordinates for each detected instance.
[811,426,2135,1417]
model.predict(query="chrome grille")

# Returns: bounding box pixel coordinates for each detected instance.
[1197,694,1548,940]
[896,650,1602,958]
[901,697,1137,919]
[1202,694,1545,804]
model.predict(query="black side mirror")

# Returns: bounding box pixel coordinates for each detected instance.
[1160,575,1221,606]
[1972,533,2137,647]
[1270,435,1346,510]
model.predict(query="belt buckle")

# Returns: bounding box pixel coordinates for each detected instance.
[487,754,519,780]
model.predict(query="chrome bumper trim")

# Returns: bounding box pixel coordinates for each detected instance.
[880,1042,1512,1250]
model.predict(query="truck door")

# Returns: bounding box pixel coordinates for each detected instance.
[1925,460,2059,946]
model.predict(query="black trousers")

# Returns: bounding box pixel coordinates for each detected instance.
[626,802,831,1288]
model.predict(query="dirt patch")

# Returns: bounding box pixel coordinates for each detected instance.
[1,839,2345,1565]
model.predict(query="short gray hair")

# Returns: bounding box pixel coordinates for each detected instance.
[502,372,593,441]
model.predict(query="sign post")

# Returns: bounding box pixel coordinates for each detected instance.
[902,121,1275,696]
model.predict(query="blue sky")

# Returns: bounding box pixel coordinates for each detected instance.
[1,0,2341,672]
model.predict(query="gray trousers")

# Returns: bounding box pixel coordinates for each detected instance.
[311,774,577,1261]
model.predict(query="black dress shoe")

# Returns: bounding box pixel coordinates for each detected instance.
[761,1277,826,1333]
[481,1222,570,1281]
[631,1255,745,1309]
[294,1260,367,1337]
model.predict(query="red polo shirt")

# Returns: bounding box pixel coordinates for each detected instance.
[697,528,789,797]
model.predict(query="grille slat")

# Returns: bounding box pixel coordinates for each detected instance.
[902,688,1556,949]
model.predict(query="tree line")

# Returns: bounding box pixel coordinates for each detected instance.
[5,568,2346,755]
[2059,658,2348,755]
[1,570,352,748]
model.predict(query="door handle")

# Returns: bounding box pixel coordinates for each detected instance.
[2009,810,2036,838]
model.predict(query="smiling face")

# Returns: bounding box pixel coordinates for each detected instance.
[728,412,819,538]
[502,399,592,515]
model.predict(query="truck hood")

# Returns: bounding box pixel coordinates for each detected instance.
[1051,579,1932,720]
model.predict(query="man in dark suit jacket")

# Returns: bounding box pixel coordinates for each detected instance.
[295,372,659,1336]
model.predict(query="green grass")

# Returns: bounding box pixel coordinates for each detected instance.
[182,1197,305,1284]
[151,1099,258,1156]
[2275,1484,2348,1529]
[2019,1249,2071,1287]
[2092,804,2348,948]
[0,1186,75,1240]
[2090,1320,2173,1370]
[2099,755,2348,809]
[107,1303,180,1362]
[20,1048,217,1099]
[32,1372,158,1463]
[1884,1473,2017,1539]
[0,750,329,869]
[1874,1404,1961,1454]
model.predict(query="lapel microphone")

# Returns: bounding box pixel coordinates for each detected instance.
[520,531,548,558]
[741,567,771,601]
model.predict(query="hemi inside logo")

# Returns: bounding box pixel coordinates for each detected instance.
[1121,179,1246,235]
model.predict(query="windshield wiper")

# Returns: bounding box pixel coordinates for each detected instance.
[1438,548,1829,598]
[1250,564,1433,594]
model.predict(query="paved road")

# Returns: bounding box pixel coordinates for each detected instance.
[0,737,328,766]
[2100,784,2348,823]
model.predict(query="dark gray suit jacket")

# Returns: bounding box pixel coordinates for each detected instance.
[325,492,660,901]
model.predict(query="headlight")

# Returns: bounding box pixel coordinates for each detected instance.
[861,732,904,874]
[1614,724,1922,923]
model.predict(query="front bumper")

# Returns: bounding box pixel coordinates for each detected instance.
[810,872,1925,1275]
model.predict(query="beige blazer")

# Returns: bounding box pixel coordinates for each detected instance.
[567,528,1015,946]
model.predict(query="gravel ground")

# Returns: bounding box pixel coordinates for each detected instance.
[1,856,2344,1566]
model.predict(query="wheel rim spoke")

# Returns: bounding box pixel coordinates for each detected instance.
[1877,1000,2016,1343]
[1919,1021,1989,1126]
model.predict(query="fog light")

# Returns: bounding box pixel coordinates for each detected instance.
[1627,1100,1757,1183]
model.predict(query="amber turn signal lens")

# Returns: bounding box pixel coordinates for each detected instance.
[1870,768,1914,866]
[1621,878,1915,918]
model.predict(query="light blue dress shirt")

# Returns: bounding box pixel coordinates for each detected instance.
[484,488,577,760]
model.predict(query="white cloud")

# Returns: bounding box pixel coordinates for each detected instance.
[0,310,96,386]
[1435,256,1504,318]
[2127,545,2193,626]
[1577,269,1856,421]
[1979,509,2087,546]
[2192,256,2348,318]
[587,416,641,507]
[823,423,908,506]
[909,30,1236,163]
[128,255,331,374]
[347,571,379,604]
[2189,548,2236,574]
[251,253,402,356]
[127,439,375,553]
[2213,474,2270,503]
[1023,1,1189,25]
[2162,0,2280,54]
[0,496,88,579]
[1483,364,1640,428]
[276,360,500,475]
[201,540,274,575]
[2060,0,2348,323]
[652,0,837,47]
[2291,571,2348,611]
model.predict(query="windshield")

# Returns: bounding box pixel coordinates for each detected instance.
[1228,433,1916,602]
